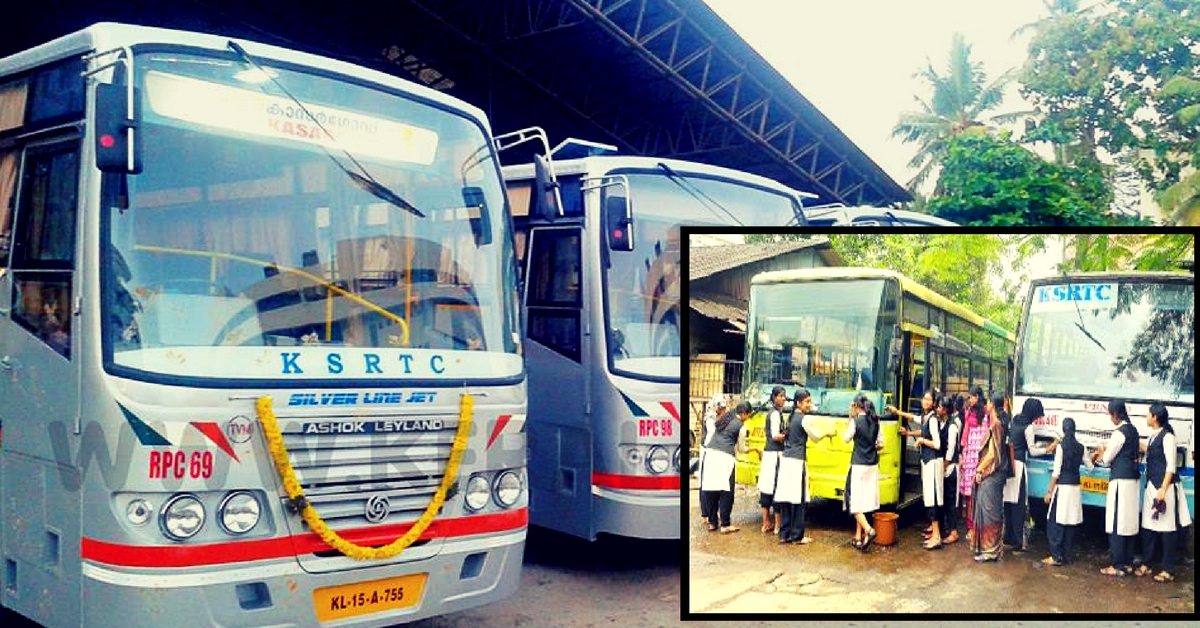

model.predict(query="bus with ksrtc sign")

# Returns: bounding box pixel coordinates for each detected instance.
[503,145,811,540]
[1016,272,1194,520]
[0,23,527,627]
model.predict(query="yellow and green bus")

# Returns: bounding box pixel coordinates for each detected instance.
[735,267,1015,508]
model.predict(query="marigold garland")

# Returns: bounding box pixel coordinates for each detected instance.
[255,393,473,560]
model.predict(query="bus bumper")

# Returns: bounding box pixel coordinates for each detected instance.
[591,484,679,540]
[80,530,524,627]
[1029,460,1195,521]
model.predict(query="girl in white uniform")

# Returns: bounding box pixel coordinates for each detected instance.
[1133,403,1192,582]
[891,389,943,549]
[843,393,884,551]
[757,386,786,534]
[1091,400,1141,577]
[697,392,727,521]
[1042,417,1089,566]
[775,388,833,544]
[699,402,752,533]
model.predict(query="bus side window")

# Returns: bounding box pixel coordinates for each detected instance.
[0,148,16,264]
[8,140,80,358]
[525,227,581,362]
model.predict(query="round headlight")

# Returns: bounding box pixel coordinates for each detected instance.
[465,475,490,512]
[160,494,205,541]
[219,491,261,535]
[624,447,642,466]
[673,447,681,472]
[126,499,153,526]
[493,470,522,509]
[646,446,670,474]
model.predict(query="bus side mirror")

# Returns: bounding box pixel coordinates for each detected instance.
[532,153,562,221]
[462,186,491,246]
[94,83,142,174]
[605,192,634,251]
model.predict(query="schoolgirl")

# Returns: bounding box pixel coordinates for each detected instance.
[938,395,962,545]
[1042,417,1087,566]
[842,393,883,551]
[775,388,832,544]
[1091,399,1141,576]
[1133,403,1192,582]
[892,389,943,549]
[1003,397,1052,552]
[697,392,727,521]
[757,386,787,534]
[699,402,752,533]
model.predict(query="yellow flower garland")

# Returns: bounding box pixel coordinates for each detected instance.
[255,393,473,560]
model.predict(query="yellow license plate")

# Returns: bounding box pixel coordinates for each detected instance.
[313,573,426,622]
[1081,477,1109,494]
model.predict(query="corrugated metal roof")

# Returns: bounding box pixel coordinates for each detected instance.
[689,292,747,328]
[689,238,830,282]
[1,1,909,207]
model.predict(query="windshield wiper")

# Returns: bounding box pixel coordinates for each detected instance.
[1072,288,1106,352]
[227,41,424,218]
[656,163,744,226]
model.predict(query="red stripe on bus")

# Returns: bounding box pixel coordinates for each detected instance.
[592,472,680,490]
[660,402,679,422]
[81,508,527,568]
[486,414,513,451]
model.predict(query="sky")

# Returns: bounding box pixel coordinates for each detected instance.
[701,0,1051,190]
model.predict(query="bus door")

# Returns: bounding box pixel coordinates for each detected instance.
[0,137,84,628]
[522,225,592,538]
[899,324,931,505]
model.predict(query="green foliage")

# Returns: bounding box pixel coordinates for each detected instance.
[738,234,1188,332]
[892,33,1026,191]
[1019,0,1200,222]
[926,133,1135,226]
[1062,234,1196,272]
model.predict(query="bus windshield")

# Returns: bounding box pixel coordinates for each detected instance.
[103,50,520,382]
[743,279,895,414]
[605,171,800,380]
[1018,279,1194,404]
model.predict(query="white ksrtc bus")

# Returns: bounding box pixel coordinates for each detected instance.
[1016,272,1194,521]
[504,147,811,540]
[0,23,526,627]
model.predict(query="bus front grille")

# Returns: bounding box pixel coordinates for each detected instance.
[279,415,459,530]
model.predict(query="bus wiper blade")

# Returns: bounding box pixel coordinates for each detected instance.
[1074,321,1106,352]
[656,162,744,226]
[226,41,424,219]
[346,172,425,218]
[1071,292,1106,352]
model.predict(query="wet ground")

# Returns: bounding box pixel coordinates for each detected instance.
[407,525,680,627]
[688,480,1194,615]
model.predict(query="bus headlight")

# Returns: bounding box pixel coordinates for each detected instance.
[673,447,681,472]
[646,446,670,475]
[218,491,261,535]
[465,475,490,512]
[126,499,153,526]
[493,470,522,509]
[624,447,642,466]
[160,494,205,541]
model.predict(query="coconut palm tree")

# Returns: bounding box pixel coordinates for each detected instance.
[892,33,1025,192]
